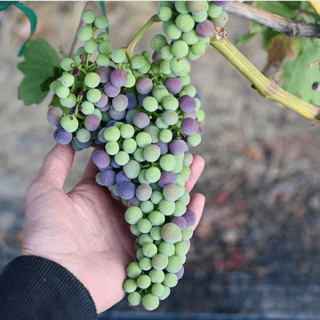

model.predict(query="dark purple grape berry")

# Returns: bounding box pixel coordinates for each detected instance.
[183,210,196,226]
[101,169,116,187]
[179,95,196,113]
[118,181,136,200]
[196,20,214,38]
[171,217,187,230]
[110,69,128,87]
[181,117,199,135]
[104,82,121,97]
[166,77,183,95]
[169,139,188,154]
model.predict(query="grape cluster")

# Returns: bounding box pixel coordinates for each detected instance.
[47,4,206,311]
[153,1,228,63]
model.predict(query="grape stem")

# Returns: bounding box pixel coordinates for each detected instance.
[209,33,320,125]
[124,14,160,59]
[309,1,320,17]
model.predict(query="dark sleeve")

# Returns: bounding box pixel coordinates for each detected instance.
[0,255,98,320]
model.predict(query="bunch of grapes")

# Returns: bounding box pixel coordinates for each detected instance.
[46,1,222,311]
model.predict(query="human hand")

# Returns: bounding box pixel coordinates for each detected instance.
[21,143,205,314]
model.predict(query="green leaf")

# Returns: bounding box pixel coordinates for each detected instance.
[17,38,61,106]
[262,28,281,50]
[40,66,63,92]
[254,1,298,18]
[281,38,320,105]
[236,33,257,46]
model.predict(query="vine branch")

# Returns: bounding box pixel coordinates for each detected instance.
[210,33,320,125]
[224,2,320,38]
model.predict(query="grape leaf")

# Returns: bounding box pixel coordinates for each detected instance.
[280,38,320,105]
[236,33,257,46]
[17,38,61,106]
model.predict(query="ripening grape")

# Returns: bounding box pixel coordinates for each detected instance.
[54,127,73,145]
[212,10,228,27]
[104,82,121,97]
[133,113,150,129]
[196,20,214,38]
[78,26,93,42]
[161,223,182,243]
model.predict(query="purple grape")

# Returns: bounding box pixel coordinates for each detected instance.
[196,20,214,38]
[92,150,111,168]
[171,217,187,230]
[115,170,131,185]
[107,120,118,127]
[128,197,141,207]
[181,118,199,135]
[68,107,76,115]
[96,66,114,83]
[110,69,128,87]
[47,106,63,125]
[169,140,188,154]
[109,108,126,120]
[98,102,110,112]
[101,169,116,187]
[152,51,162,63]
[94,93,108,109]
[112,94,128,112]
[104,82,121,97]
[74,137,92,149]
[137,93,149,107]
[111,158,121,168]
[166,77,183,95]
[175,266,184,280]
[136,77,153,95]
[158,171,177,188]
[136,184,152,201]
[126,109,138,124]
[214,1,231,8]
[133,112,150,129]
[183,210,196,226]
[72,67,80,77]
[118,181,136,200]
[84,114,101,131]
[197,126,203,136]
[155,141,168,155]
[94,138,104,146]
[53,127,72,145]
[125,93,137,109]
[90,125,101,139]
[179,95,196,113]
[98,128,107,143]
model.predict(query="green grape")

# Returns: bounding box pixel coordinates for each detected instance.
[156,117,169,129]
[149,269,165,284]
[152,85,169,103]
[139,257,152,271]
[85,72,100,88]
[50,80,61,93]
[187,133,201,146]
[148,211,165,226]
[151,62,160,74]
[172,160,183,175]
[161,222,182,244]
[124,73,136,88]
[98,41,112,54]
[142,50,150,59]
[114,122,124,129]
[159,1,174,9]
[170,57,186,74]
[141,294,159,311]
[60,115,78,132]
[142,242,158,258]
[150,226,162,241]
[157,6,172,21]
[136,248,144,260]
[180,255,187,264]
[163,273,178,287]
[159,199,175,216]
[140,200,154,214]
[177,185,185,198]
[137,274,151,289]
[120,124,135,138]
[111,48,126,63]
[182,225,193,240]
[61,72,74,87]
[176,174,185,187]
[131,225,142,237]
[81,10,95,24]
[192,12,208,23]
[86,89,101,103]
[143,144,161,163]
[125,206,143,225]
[128,292,141,306]
[175,1,189,14]
[180,165,191,181]
[166,255,183,273]
[123,279,137,293]
[93,108,102,121]
[159,154,176,171]
[163,184,180,202]
[198,37,210,46]
[136,132,152,148]
[162,96,179,111]
[152,253,169,270]
[174,61,190,77]
[159,129,173,143]
[144,125,159,143]
[175,241,189,256]
[159,241,175,256]
[131,54,146,69]
[160,45,174,60]
[104,126,120,141]
[175,13,195,32]
[137,60,151,74]
[182,85,196,97]
[165,24,182,40]
[96,53,110,67]
[138,233,153,246]
[60,94,77,108]
[76,128,91,143]
[151,191,163,205]
[56,86,70,99]
[179,75,191,87]
[187,50,200,61]
[151,283,164,297]
[137,218,152,233]
[151,34,167,52]
[162,20,173,34]
[160,60,171,75]
[126,261,142,278]
[182,29,199,45]
[105,141,119,155]
[197,109,205,122]
[159,286,170,300]
[143,96,158,112]
[95,15,109,29]
[134,148,145,162]
[191,42,206,56]
[122,138,137,154]
[80,101,94,115]
[97,32,110,41]
[145,167,161,183]
[138,169,149,185]
[114,151,129,166]
[212,10,228,27]
[84,39,98,54]
[78,26,93,42]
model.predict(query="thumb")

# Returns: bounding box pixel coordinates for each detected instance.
[35,143,75,190]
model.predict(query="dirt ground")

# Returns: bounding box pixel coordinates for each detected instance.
[1,2,320,317]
